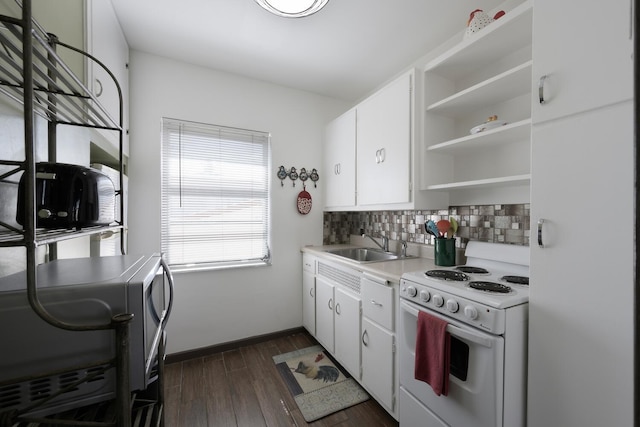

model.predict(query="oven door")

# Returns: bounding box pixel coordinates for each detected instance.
[399,299,505,427]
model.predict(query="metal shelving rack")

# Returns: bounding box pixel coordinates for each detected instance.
[0,1,162,426]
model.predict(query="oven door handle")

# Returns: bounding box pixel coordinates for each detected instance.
[401,301,494,349]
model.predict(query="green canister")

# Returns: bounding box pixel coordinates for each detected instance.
[434,238,456,266]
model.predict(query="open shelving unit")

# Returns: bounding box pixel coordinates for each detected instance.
[0,1,163,426]
[421,0,533,203]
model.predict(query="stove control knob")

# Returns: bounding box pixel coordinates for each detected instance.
[446,299,459,313]
[406,286,417,298]
[464,305,479,320]
[419,290,431,302]
[432,294,444,307]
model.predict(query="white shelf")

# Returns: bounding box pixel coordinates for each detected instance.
[421,0,532,204]
[427,119,531,154]
[425,1,533,78]
[426,174,531,191]
[426,61,532,116]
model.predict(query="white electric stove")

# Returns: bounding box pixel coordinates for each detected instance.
[398,241,530,427]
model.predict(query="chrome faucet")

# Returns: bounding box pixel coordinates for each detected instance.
[362,233,389,252]
[400,240,408,257]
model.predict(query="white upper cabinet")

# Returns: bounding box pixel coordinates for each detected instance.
[32,0,85,79]
[323,69,449,211]
[86,0,130,159]
[324,108,357,209]
[531,0,634,124]
[422,1,532,205]
[357,71,412,206]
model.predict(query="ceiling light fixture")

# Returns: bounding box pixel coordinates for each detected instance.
[254,0,329,18]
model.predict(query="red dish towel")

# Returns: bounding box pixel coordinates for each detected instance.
[414,310,451,396]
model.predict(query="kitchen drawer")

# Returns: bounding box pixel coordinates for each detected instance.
[303,253,316,274]
[361,274,394,331]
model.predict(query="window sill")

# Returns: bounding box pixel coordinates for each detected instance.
[169,259,271,274]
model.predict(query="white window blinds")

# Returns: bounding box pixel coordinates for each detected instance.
[161,118,271,270]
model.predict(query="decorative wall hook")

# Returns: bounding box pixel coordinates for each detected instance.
[288,167,298,187]
[277,165,288,187]
[299,167,309,183]
[276,166,319,188]
[310,168,319,188]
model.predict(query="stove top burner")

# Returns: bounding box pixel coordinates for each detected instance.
[469,281,512,293]
[425,270,470,282]
[455,266,489,274]
[501,275,529,285]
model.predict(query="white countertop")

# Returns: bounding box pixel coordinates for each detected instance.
[301,244,439,283]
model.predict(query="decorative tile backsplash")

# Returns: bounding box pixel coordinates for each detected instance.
[323,204,530,247]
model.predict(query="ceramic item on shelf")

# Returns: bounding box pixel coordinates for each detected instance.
[464,9,505,38]
[470,115,507,134]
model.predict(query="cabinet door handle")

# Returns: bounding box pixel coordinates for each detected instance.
[537,218,545,248]
[370,299,383,307]
[310,288,314,298]
[328,298,333,310]
[337,163,341,175]
[538,75,548,104]
[375,149,380,164]
[95,78,103,97]
[361,329,369,346]
[380,148,386,163]
[335,302,341,315]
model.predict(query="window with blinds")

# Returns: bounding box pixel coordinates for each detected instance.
[161,118,271,270]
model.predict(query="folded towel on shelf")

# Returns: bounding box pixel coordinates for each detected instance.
[414,310,451,396]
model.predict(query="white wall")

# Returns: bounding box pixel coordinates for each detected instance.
[127,51,349,354]
[0,98,91,277]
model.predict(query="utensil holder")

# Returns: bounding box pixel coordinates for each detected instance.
[434,238,456,266]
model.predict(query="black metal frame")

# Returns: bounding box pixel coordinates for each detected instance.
[0,1,165,425]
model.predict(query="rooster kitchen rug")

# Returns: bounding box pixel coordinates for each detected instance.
[272,345,369,422]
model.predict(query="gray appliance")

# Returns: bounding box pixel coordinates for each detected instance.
[0,253,174,417]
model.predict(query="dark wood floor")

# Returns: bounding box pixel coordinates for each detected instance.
[164,331,399,426]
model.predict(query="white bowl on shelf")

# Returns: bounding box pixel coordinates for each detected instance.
[470,116,507,134]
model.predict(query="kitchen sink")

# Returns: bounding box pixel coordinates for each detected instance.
[324,247,412,263]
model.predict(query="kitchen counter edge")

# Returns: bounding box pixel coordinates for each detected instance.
[301,245,438,283]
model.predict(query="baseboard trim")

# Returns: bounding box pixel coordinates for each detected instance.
[165,326,307,364]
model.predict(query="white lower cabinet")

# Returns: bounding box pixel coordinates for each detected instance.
[360,275,396,415]
[302,256,398,419]
[529,101,634,427]
[315,275,361,377]
[302,254,316,335]
[315,276,335,353]
[334,287,361,377]
[361,317,395,411]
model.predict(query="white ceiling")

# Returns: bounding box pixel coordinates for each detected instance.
[110,0,505,102]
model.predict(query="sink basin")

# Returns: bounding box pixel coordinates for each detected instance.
[324,247,411,263]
